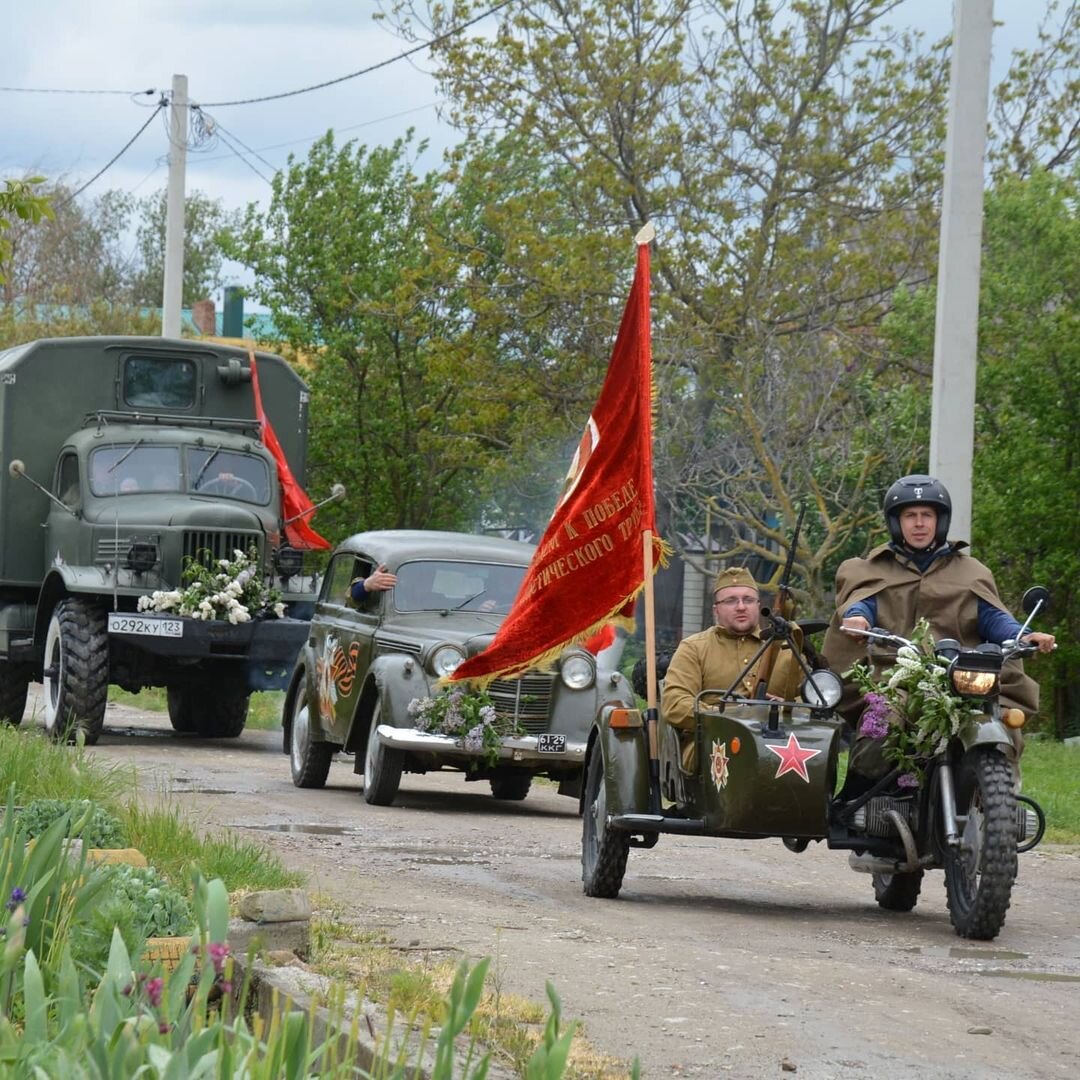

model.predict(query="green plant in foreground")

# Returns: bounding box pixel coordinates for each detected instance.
[16,798,127,848]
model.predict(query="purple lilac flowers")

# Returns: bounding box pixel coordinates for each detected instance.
[859,693,890,740]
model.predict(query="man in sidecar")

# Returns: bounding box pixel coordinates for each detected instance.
[662,566,806,769]
[823,474,1056,795]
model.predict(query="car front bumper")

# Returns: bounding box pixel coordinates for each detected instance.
[374,724,587,766]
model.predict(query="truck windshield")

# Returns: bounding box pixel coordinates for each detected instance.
[89,445,182,496]
[185,447,271,505]
[394,560,527,613]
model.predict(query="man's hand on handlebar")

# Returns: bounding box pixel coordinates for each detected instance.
[1022,631,1057,654]
[841,615,870,637]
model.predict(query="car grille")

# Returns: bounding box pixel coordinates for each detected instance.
[183,530,262,567]
[488,672,556,736]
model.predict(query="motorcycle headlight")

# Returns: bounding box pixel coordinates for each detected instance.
[430,644,465,678]
[560,651,595,690]
[801,670,843,709]
[950,667,999,697]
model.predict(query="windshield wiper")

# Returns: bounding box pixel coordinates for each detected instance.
[107,438,144,473]
[193,445,223,489]
[452,589,487,611]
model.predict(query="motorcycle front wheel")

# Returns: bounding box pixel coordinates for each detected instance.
[943,747,1018,940]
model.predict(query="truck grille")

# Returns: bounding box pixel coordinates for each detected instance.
[183,530,262,567]
[488,672,556,736]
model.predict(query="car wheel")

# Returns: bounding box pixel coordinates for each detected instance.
[581,747,630,898]
[490,771,532,801]
[363,701,403,806]
[42,598,109,745]
[290,671,334,788]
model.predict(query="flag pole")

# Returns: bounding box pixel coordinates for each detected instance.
[634,221,662,813]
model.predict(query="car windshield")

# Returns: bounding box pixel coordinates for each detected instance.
[89,445,182,496]
[185,447,271,505]
[394,560,528,613]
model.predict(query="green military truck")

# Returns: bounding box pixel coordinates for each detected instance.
[0,336,331,743]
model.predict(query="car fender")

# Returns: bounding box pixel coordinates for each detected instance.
[281,657,311,755]
[582,703,650,817]
[345,653,431,755]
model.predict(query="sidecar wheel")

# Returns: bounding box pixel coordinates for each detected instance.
[943,748,1018,940]
[582,748,630,898]
[872,870,923,912]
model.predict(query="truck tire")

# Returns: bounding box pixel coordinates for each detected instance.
[42,598,109,745]
[167,684,249,738]
[582,747,630,898]
[363,701,403,806]
[0,662,29,727]
[166,686,200,733]
[290,671,334,788]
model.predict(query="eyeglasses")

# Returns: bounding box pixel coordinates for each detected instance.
[714,596,759,608]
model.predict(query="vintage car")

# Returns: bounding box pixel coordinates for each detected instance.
[282,530,636,805]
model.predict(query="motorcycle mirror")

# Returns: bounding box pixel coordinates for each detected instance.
[1022,586,1050,616]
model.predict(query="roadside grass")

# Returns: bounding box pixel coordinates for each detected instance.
[1019,739,1080,844]
[108,686,285,730]
[307,905,632,1079]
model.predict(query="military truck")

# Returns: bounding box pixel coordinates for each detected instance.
[0,336,332,743]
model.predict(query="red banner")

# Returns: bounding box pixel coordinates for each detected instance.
[452,238,665,685]
[248,349,331,551]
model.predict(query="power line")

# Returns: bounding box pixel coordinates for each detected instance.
[199,0,514,107]
[0,85,157,96]
[211,124,274,186]
[55,101,167,207]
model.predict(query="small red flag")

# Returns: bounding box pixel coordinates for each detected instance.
[452,237,666,685]
[248,349,331,551]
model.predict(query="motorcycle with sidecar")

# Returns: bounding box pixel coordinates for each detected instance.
[580,590,1049,940]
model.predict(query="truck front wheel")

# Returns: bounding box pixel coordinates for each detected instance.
[0,662,30,727]
[167,684,249,738]
[42,599,109,745]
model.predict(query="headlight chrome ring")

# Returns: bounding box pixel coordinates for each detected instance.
[560,651,595,690]
[430,644,466,678]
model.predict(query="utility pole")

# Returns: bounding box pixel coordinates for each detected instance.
[161,73,188,339]
[929,0,994,543]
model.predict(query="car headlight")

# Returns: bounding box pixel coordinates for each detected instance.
[801,670,843,709]
[560,651,595,690]
[430,644,465,678]
[950,667,999,697]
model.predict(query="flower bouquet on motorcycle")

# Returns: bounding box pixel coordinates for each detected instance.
[580,589,1048,941]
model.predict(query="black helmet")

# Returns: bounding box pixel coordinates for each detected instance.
[883,474,951,547]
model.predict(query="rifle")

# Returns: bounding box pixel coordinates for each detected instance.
[753,503,806,699]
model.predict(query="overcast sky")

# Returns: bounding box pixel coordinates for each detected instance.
[1,0,1050,302]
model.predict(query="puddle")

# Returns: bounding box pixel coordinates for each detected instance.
[977,970,1080,983]
[904,946,1028,961]
[237,823,354,836]
[183,789,237,796]
[408,855,491,866]
[107,727,174,739]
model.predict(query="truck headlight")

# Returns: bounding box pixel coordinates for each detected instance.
[430,644,465,678]
[125,541,159,573]
[560,651,595,690]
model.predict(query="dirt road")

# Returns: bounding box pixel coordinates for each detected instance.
[69,698,1080,1079]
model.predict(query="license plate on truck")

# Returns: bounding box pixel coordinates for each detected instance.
[107,614,183,638]
[537,734,566,753]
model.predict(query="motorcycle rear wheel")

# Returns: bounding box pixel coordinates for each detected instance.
[943,748,1018,940]
[581,748,630,898]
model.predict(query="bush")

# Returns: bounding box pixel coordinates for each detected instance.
[17,798,127,848]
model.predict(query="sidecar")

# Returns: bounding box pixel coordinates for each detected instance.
[581,676,847,897]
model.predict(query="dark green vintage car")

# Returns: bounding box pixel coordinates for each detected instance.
[283,530,635,806]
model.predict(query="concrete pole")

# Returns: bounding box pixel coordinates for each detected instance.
[929,0,994,543]
[161,74,188,339]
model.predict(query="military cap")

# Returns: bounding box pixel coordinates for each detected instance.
[712,566,759,594]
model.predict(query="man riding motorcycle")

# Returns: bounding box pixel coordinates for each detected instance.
[823,474,1056,794]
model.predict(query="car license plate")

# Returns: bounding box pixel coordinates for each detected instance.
[107,614,183,638]
[537,733,566,753]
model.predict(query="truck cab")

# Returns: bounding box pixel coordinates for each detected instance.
[0,336,326,742]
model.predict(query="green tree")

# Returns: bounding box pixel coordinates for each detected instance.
[388,0,950,602]
[0,177,54,290]
[223,132,521,537]
[129,189,239,307]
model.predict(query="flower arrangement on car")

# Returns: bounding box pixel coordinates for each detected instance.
[407,687,525,766]
[846,618,980,785]
[137,547,285,624]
